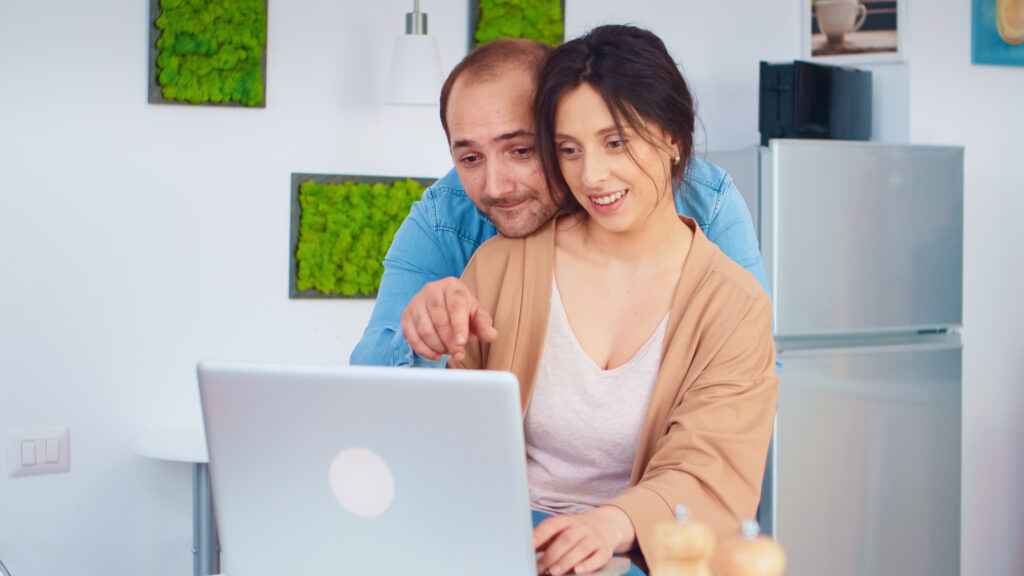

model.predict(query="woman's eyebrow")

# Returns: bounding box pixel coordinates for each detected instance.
[555,125,621,140]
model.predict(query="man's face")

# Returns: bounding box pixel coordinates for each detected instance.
[445,68,558,238]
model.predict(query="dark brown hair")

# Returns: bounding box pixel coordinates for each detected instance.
[439,38,553,142]
[534,25,696,214]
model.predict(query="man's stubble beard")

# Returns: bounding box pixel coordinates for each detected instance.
[484,195,560,239]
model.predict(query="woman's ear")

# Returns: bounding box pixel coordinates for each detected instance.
[667,137,682,166]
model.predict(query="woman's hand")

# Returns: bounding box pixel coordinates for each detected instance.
[534,506,635,575]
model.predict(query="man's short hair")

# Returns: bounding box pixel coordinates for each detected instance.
[439,38,553,142]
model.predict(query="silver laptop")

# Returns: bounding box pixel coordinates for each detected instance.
[198,361,536,576]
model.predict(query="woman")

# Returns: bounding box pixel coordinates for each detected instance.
[451,25,777,575]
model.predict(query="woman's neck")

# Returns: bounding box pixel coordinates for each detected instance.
[564,198,692,270]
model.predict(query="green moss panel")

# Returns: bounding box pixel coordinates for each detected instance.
[295,179,425,297]
[475,0,564,47]
[155,0,267,106]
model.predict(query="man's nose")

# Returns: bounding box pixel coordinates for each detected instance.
[483,159,516,200]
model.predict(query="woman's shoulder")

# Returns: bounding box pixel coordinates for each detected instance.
[687,224,771,312]
[464,218,557,278]
[476,218,557,256]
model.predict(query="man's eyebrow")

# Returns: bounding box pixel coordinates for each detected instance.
[452,130,533,150]
[492,129,532,143]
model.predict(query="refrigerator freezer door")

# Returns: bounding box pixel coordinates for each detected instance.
[764,140,963,335]
[774,342,961,576]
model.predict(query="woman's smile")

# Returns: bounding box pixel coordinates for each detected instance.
[590,190,627,206]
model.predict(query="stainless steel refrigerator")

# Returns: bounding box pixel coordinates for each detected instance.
[707,140,963,576]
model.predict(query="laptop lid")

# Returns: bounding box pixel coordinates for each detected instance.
[197,361,536,576]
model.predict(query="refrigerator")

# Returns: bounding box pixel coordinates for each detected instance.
[706,140,963,576]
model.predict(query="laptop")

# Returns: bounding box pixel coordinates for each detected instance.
[198,360,539,575]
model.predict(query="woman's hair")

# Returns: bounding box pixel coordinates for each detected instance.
[534,25,696,214]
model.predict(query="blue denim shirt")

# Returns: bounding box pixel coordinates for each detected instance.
[350,157,769,367]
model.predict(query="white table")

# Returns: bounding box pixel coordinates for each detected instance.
[134,429,219,576]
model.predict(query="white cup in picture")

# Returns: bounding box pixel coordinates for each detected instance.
[816,0,868,45]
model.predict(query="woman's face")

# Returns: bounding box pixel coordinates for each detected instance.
[553,83,676,234]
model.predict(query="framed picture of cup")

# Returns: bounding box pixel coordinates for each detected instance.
[803,0,906,63]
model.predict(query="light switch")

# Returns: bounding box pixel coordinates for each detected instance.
[8,427,70,477]
[45,438,60,463]
[21,441,36,466]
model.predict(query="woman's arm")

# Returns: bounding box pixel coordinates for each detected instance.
[609,292,778,558]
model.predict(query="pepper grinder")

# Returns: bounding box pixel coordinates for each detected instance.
[648,505,716,576]
[709,520,786,576]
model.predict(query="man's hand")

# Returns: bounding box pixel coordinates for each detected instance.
[400,277,498,362]
[534,507,635,576]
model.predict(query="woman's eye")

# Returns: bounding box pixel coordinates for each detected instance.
[558,145,578,156]
[608,139,626,149]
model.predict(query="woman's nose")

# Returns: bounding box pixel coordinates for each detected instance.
[581,152,609,188]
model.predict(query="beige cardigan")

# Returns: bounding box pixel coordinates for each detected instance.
[450,216,777,565]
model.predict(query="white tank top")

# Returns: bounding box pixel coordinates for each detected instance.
[525,278,667,516]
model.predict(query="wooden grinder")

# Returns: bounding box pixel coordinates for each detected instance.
[648,505,716,576]
[709,520,786,576]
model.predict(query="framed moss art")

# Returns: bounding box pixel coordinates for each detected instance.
[289,174,435,299]
[149,0,268,107]
[469,0,565,49]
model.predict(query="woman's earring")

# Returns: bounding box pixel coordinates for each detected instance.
[673,155,681,166]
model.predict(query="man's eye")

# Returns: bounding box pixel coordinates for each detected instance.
[512,147,534,157]
[460,154,480,165]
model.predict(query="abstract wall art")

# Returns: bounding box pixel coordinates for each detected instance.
[973,0,1024,66]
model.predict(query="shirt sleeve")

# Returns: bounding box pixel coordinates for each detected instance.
[349,194,450,368]
[701,173,771,300]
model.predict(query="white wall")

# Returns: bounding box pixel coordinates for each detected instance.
[906,2,1024,575]
[0,1,467,574]
[567,0,802,151]
[1,1,1021,575]
[565,0,909,148]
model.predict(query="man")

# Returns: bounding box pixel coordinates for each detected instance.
[350,38,767,367]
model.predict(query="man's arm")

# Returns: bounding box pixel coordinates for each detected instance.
[677,157,770,299]
[702,175,770,298]
[349,169,495,367]
[349,197,448,367]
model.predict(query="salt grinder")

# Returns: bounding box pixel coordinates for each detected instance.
[709,520,786,576]
[648,505,716,576]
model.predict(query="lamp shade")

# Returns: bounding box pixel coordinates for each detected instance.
[383,34,443,106]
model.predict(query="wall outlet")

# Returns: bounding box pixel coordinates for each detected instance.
[6,427,70,477]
